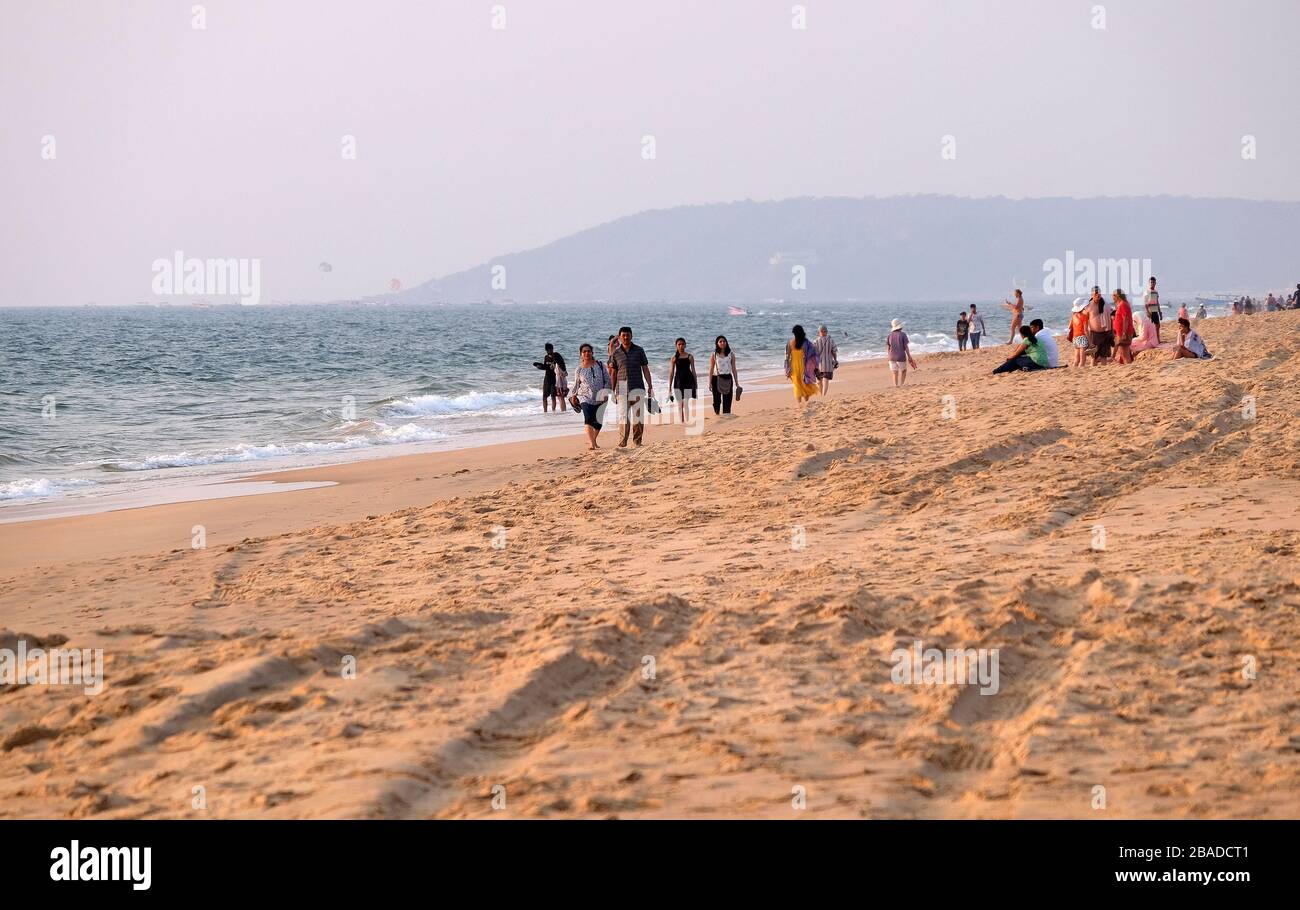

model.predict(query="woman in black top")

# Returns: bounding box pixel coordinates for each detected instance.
[667,337,697,423]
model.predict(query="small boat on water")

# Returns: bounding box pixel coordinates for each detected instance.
[727,306,749,316]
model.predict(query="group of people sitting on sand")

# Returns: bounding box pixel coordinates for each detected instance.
[992,276,1213,374]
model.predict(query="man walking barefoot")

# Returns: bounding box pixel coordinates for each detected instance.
[609,326,654,448]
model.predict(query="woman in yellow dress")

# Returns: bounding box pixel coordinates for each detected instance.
[784,325,821,402]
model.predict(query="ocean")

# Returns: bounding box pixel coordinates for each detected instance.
[0,298,1217,516]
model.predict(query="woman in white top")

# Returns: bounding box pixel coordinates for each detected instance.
[709,335,741,416]
[569,343,612,450]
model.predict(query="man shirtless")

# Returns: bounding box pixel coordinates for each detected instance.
[1086,287,1113,365]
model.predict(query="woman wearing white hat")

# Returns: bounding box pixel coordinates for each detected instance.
[885,318,918,387]
[1066,297,1090,368]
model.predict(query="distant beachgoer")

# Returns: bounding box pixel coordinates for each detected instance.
[570,343,612,450]
[956,312,969,351]
[1112,290,1135,365]
[1195,303,1208,320]
[812,325,839,395]
[553,350,569,410]
[1143,276,1163,343]
[1087,289,1113,364]
[1266,293,1277,312]
[1028,319,1059,368]
[709,335,740,416]
[1067,297,1090,368]
[609,325,653,447]
[1002,289,1026,344]
[666,337,698,423]
[533,342,567,412]
[1173,317,1212,360]
[885,318,918,387]
[1178,302,1189,321]
[992,325,1047,374]
[967,305,986,349]
[1244,296,1256,315]
[785,325,821,402]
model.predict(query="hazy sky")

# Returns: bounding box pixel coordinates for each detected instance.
[2,0,1297,305]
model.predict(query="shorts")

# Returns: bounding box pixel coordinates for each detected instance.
[542,375,556,396]
[580,402,603,430]
[888,360,906,373]
[1088,329,1114,358]
[1147,308,1161,325]
[816,370,833,380]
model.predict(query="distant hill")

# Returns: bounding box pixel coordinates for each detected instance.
[401,195,1298,303]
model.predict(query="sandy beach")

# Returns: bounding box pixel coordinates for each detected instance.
[2,311,1297,819]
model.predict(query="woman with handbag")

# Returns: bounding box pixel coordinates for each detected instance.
[709,335,741,416]
[570,343,612,450]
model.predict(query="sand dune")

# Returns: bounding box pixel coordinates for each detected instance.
[2,311,1298,818]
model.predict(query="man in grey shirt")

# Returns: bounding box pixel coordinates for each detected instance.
[609,325,654,447]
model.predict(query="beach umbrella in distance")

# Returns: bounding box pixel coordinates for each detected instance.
[389,278,403,293]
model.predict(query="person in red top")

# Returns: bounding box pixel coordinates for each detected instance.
[1111,289,1135,364]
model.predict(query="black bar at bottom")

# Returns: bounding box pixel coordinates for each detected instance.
[3,819,1284,895]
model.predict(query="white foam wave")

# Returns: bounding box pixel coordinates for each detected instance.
[109,424,449,471]
[0,477,95,501]
[384,389,537,418]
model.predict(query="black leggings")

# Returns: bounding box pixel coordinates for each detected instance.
[710,378,732,414]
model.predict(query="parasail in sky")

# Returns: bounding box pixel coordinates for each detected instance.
[318,261,332,273]
[389,278,403,292]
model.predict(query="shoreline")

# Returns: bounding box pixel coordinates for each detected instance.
[0,356,912,571]
[0,311,1249,567]
[1,309,1238,523]
[0,365,810,524]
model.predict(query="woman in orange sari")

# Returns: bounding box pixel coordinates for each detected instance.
[784,325,821,402]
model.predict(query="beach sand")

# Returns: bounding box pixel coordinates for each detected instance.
[2,311,1298,819]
